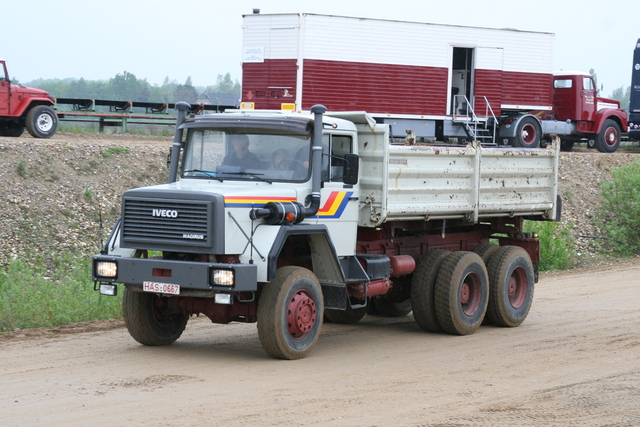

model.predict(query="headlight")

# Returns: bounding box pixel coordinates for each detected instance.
[95,261,118,279]
[211,269,234,286]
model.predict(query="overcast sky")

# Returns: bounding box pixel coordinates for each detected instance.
[2,0,638,96]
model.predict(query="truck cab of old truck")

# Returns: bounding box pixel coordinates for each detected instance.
[93,104,560,359]
[541,71,627,152]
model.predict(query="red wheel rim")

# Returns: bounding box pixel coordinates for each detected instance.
[521,124,537,145]
[508,267,528,308]
[287,289,317,339]
[604,127,618,147]
[460,274,482,316]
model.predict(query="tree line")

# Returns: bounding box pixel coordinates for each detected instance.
[20,71,241,105]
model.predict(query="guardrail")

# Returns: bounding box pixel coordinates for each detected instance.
[54,98,238,132]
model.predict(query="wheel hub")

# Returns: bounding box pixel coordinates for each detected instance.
[37,114,53,132]
[508,267,527,308]
[287,289,317,339]
[460,274,482,316]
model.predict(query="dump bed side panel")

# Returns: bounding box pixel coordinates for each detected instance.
[358,135,559,227]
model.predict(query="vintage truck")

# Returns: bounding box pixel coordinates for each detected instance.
[92,103,560,359]
[0,59,58,138]
[241,12,627,152]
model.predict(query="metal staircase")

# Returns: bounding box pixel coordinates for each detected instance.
[452,95,497,145]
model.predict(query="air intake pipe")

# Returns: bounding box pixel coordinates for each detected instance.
[250,105,327,224]
[168,101,191,184]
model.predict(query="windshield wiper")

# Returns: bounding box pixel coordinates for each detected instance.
[227,171,273,184]
[183,169,223,181]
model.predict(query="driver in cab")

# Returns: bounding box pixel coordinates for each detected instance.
[222,134,261,169]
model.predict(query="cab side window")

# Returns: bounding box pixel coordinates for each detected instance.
[321,134,353,182]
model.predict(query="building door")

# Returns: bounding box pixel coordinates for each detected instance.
[451,47,474,115]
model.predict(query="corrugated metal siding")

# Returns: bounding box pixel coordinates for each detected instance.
[502,71,553,107]
[242,60,298,109]
[301,59,448,114]
[474,69,503,116]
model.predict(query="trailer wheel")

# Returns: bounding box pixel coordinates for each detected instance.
[122,287,189,346]
[373,297,412,317]
[0,122,25,137]
[513,116,541,148]
[25,105,58,138]
[411,250,450,332]
[486,246,535,327]
[560,140,574,152]
[434,252,488,335]
[595,119,621,153]
[325,305,368,324]
[257,266,323,360]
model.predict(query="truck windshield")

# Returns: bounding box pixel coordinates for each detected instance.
[182,129,312,182]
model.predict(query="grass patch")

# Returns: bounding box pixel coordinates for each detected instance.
[0,254,122,332]
[17,160,27,179]
[101,146,130,158]
[599,161,640,256]
[524,220,575,271]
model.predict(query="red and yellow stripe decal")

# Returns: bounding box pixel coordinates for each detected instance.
[224,191,353,219]
[224,196,295,208]
[313,191,353,219]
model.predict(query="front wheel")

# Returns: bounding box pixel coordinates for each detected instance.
[595,119,621,153]
[25,105,58,138]
[513,116,541,148]
[257,266,323,360]
[122,287,189,346]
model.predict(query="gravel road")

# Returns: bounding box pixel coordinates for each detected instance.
[2,259,640,426]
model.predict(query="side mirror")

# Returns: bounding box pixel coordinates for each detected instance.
[343,153,359,185]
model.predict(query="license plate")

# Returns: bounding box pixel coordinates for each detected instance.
[143,281,180,295]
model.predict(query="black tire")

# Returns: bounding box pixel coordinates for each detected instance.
[472,243,501,265]
[25,105,58,138]
[434,252,489,335]
[325,305,368,324]
[411,249,450,332]
[0,122,25,137]
[486,246,535,327]
[373,297,412,317]
[513,116,541,148]
[122,287,189,346]
[560,140,574,152]
[257,266,323,360]
[595,119,621,153]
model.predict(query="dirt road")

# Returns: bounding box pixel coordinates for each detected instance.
[2,260,640,426]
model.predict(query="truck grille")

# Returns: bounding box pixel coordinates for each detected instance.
[121,197,213,249]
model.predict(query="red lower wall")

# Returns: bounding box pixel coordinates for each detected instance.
[242,59,552,115]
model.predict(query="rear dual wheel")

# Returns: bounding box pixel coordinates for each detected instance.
[485,246,535,327]
[434,252,489,335]
[411,249,450,332]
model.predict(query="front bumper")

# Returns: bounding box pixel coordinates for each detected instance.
[92,255,258,293]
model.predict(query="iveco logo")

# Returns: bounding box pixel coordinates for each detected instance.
[152,209,178,218]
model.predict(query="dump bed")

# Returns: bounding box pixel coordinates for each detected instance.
[341,114,559,228]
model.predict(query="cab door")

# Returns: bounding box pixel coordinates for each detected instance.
[314,132,359,257]
[580,75,597,122]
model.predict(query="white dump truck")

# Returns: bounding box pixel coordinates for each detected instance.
[92,104,560,359]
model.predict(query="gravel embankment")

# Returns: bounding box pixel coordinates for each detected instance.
[1,132,639,268]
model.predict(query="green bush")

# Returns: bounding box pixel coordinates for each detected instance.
[524,220,574,271]
[0,254,122,332]
[599,161,640,256]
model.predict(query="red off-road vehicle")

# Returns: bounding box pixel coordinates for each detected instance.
[0,59,58,138]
